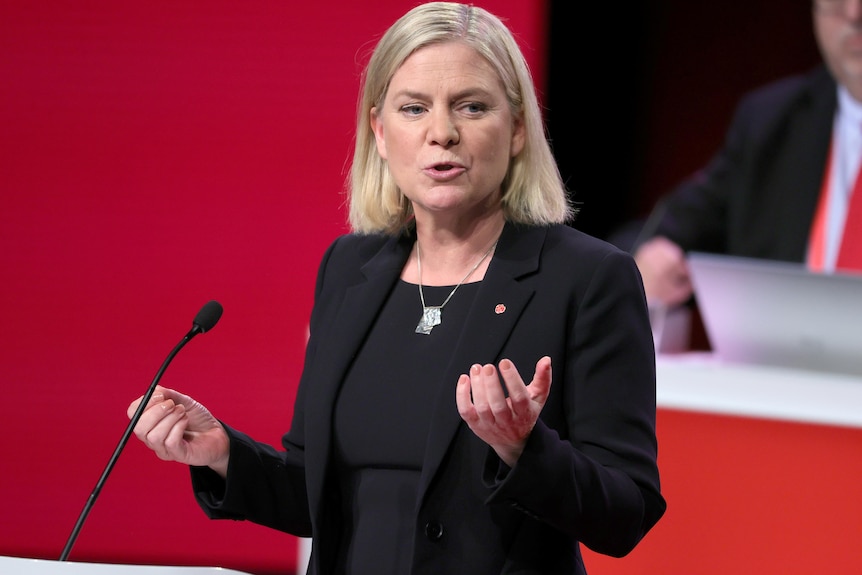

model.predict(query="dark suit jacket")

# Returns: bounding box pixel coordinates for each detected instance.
[193,222,666,574]
[652,65,836,261]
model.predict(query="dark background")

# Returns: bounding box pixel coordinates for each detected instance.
[545,0,822,243]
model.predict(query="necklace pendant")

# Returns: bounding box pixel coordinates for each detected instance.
[415,306,442,335]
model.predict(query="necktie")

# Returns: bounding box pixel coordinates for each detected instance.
[836,165,862,271]
[808,139,862,272]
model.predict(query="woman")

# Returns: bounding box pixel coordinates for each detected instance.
[129,3,665,574]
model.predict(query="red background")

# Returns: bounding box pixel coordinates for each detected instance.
[0,2,546,574]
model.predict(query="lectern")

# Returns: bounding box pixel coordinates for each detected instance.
[0,556,253,575]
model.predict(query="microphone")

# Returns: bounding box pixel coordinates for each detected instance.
[59,300,224,561]
[192,299,224,334]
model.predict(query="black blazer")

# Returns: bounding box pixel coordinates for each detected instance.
[654,65,836,261]
[193,222,665,574]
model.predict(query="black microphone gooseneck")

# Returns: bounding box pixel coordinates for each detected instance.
[59,300,223,562]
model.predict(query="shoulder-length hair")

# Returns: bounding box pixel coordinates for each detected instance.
[348,1,573,234]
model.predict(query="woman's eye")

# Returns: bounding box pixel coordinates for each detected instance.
[462,102,487,115]
[401,104,425,116]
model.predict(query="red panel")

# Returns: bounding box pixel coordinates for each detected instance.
[0,2,546,574]
[583,409,862,573]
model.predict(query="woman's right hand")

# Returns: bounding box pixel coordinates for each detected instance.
[127,385,230,478]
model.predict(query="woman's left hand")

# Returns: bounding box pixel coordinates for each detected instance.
[456,356,552,467]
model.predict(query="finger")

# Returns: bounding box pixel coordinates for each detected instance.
[126,385,169,420]
[481,363,511,415]
[127,397,143,420]
[468,364,491,415]
[497,358,527,400]
[497,359,534,422]
[482,364,507,395]
[145,402,189,460]
[127,393,161,420]
[528,356,552,404]
[455,373,478,423]
[474,363,510,424]
[134,399,179,444]
[161,386,192,408]
[161,404,191,456]
[131,394,173,441]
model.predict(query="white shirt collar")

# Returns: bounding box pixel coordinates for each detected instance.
[837,85,862,130]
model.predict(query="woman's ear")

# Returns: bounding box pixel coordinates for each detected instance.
[370,107,387,160]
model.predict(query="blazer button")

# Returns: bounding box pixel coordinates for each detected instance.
[424,520,444,541]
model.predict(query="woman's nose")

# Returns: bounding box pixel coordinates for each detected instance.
[427,109,459,147]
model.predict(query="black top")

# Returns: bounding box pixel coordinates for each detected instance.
[332,279,480,575]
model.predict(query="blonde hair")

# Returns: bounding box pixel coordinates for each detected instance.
[348,2,573,234]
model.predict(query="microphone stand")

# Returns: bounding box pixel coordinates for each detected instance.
[59,325,203,561]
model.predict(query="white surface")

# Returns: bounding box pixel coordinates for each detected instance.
[298,538,311,575]
[0,556,252,575]
[656,352,862,428]
[649,304,691,354]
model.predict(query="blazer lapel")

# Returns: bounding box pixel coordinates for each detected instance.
[417,223,546,499]
[788,67,835,241]
[320,235,412,383]
[304,234,413,506]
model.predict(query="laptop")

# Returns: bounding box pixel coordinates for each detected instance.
[686,251,862,377]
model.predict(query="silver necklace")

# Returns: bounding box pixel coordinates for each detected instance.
[415,240,497,335]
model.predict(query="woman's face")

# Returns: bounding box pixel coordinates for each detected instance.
[370,41,524,224]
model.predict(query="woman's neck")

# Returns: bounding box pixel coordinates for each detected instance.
[406,215,505,285]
